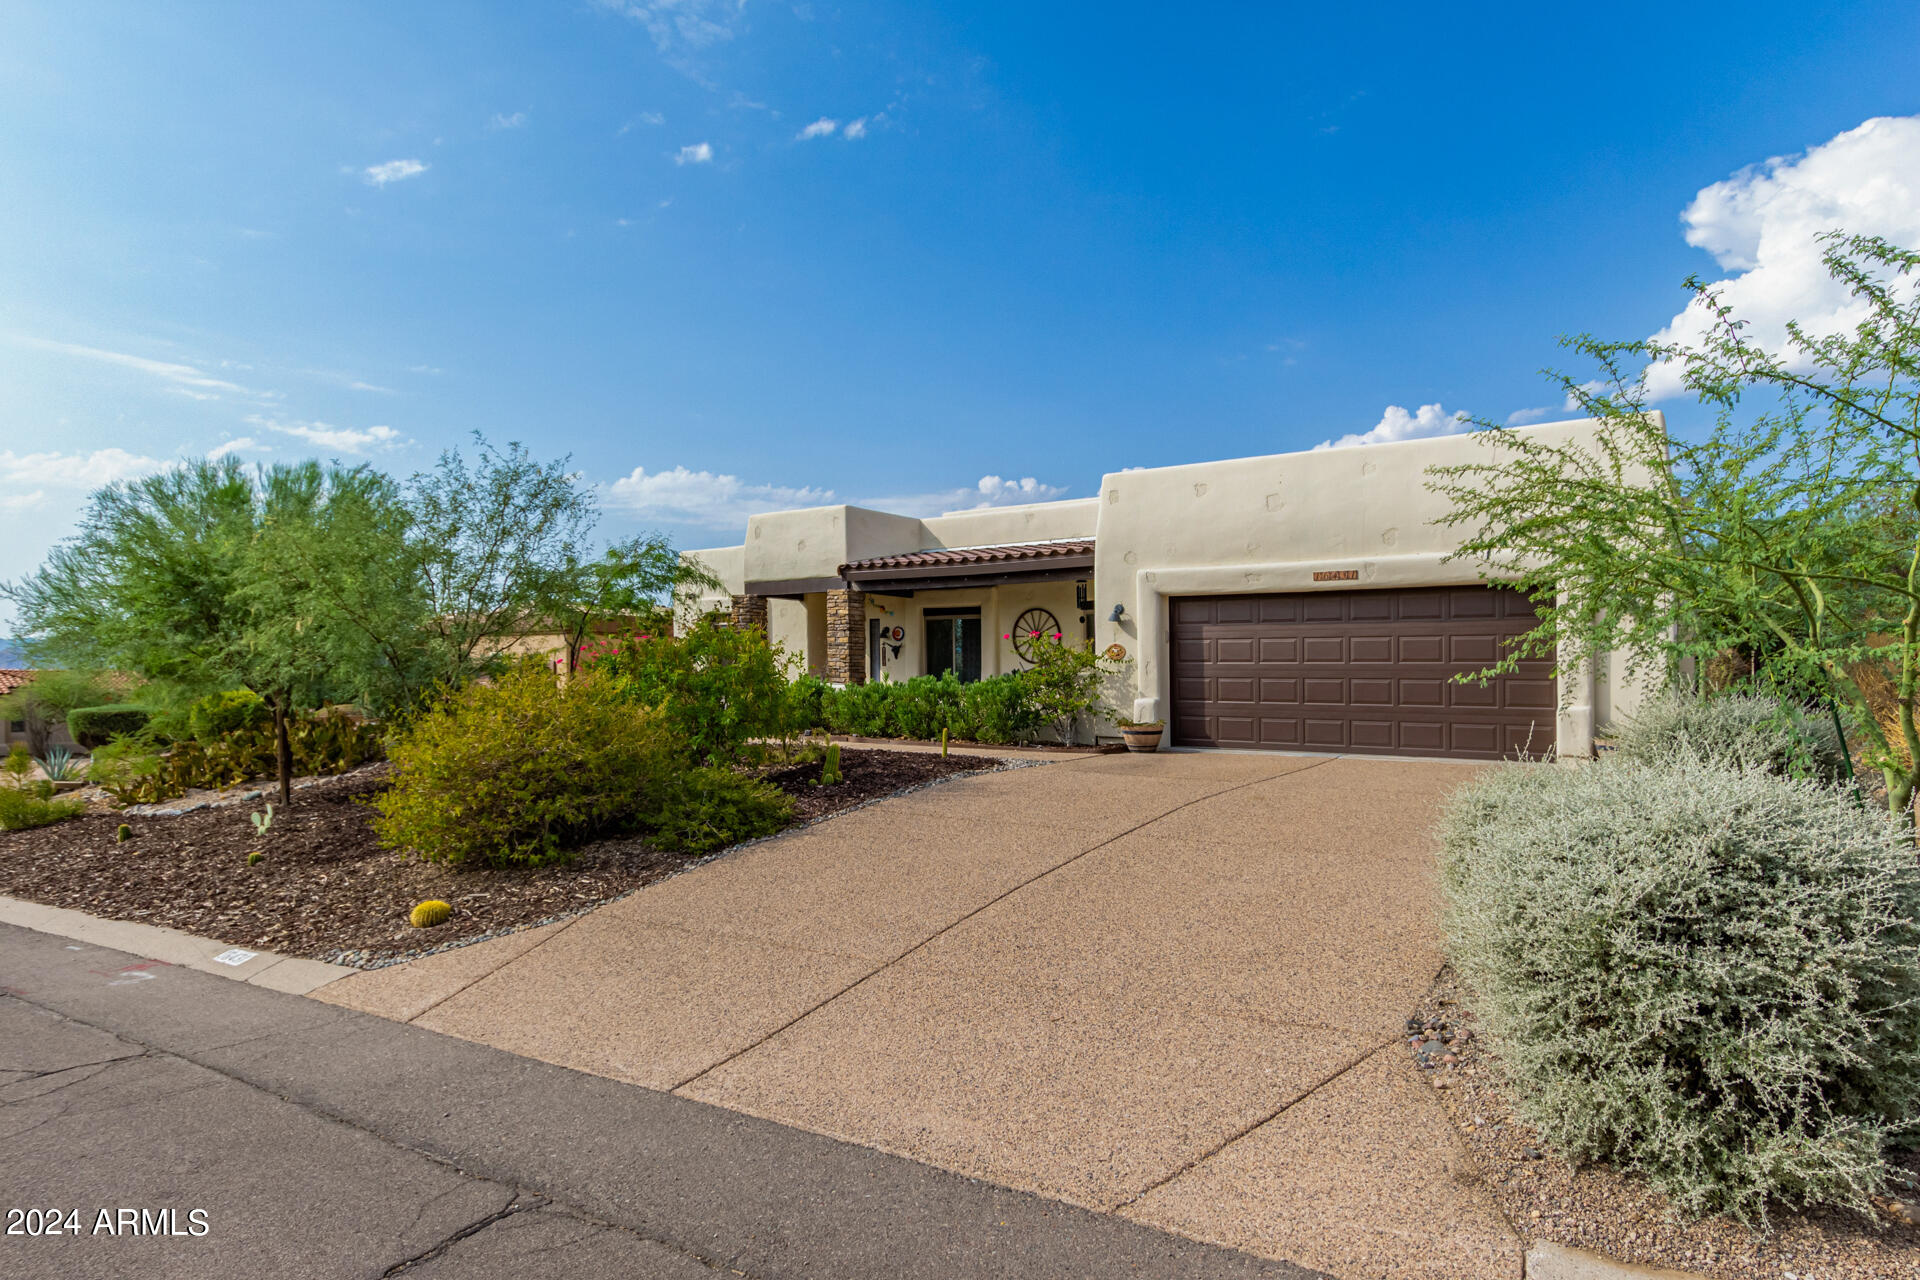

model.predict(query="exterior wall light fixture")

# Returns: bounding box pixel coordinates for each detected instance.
[1108,603,1126,623]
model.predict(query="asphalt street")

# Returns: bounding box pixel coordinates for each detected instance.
[0,922,1328,1279]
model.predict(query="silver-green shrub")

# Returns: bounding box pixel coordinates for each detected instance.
[1439,755,1920,1223]
[1609,690,1848,783]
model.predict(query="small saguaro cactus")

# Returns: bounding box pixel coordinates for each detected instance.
[116,823,133,843]
[409,899,453,929]
[820,742,842,786]
[941,726,949,757]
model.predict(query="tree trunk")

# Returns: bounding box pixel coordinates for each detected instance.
[272,700,293,807]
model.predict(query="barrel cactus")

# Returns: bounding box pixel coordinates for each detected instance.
[409,899,453,928]
[116,823,133,843]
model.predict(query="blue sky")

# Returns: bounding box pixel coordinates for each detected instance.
[4,2,1919,625]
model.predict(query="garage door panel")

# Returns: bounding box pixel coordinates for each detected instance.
[1259,636,1299,663]
[1302,677,1346,704]
[1505,678,1556,709]
[1303,719,1347,747]
[1450,634,1499,665]
[1350,719,1395,748]
[1399,721,1446,752]
[1399,678,1445,706]
[1451,680,1497,707]
[1171,586,1553,761]
[1302,636,1344,663]
[1217,637,1257,663]
[1350,636,1393,663]
[1257,718,1301,746]
[1351,678,1394,705]
[1217,677,1257,703]
[1259,677,1299,704]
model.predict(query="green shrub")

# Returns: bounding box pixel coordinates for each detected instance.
[785,674,830,733]
[647,766,794,854]
[1439,754,1920,1223]
[0,786,84,830]
[66,704,157,749]
[587,625,791,765]
[960,670,1040,743]
[886,674,946,740]
[821,679,892,737]
[1610,691,1847,783]
[372,664,675,867]
[3,744,31,784]
[1016,639,1114,745]
[186,689,271,742]
[89,710,383,804]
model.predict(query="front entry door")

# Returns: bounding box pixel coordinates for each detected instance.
[925,610,982,682]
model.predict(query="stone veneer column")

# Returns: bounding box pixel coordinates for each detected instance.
[825,589,867,685]
[729,594,769,633]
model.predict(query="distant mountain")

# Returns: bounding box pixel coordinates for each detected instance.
[0,640,28,668]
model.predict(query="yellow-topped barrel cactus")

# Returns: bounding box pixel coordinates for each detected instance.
[409,899,453,929]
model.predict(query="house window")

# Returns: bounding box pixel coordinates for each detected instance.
[7,720,22,734]
[925,607,982,683]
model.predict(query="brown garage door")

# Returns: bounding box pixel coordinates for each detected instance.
[1170,586,1554,760]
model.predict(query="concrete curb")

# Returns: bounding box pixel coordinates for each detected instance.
[0,893,355,994]
[1527,1241,1710,1279]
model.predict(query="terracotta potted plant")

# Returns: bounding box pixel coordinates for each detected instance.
[1118,719,1164,753]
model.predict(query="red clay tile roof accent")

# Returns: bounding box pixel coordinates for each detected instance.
[0,670,36,696]
[840,539,1095,573]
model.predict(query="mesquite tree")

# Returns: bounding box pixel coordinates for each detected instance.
[1429,233,1920,815]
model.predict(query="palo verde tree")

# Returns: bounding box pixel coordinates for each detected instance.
[1428,232,1920,814]
[538,535,722,673]
[407,433,598,679]
[3,458,428,805]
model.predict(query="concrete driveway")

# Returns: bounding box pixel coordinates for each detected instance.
[316,751,1523,1280]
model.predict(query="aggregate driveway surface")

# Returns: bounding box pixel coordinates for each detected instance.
[316,751,1526,1279]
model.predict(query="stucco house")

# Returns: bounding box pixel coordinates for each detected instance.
[684,418,1653,761]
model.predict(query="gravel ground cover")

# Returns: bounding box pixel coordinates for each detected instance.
[1407,970,1920,1280]
[0,748,996,967]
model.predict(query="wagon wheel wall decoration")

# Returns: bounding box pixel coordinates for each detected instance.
[1009,608,1062,663]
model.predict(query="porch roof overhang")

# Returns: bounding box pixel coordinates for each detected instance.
[839,539,1095,594]
[742,539,1096,599]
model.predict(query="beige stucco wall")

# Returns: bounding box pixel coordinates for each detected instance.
[1089,417,1662,757]
[679,416,1658,758]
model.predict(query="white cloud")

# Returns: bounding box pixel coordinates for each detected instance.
[1315,403,1470,450]
[1645,114,1920,399]
[0,490,45,511]
[489,111,527,130]
[207,437,269,460]
[596,0,740,54]
[248,415,405,454]
[843,117,868,140]
[605,466,834,527]
[866,475,1072,517]
[674,141,713,165]
[1505,406,1559,426]
[347,380,395,394]
[18,337,248,397]
[363,158,428,187]
[797,117,837,140]
[407,364,443,375]
[0,448,167,491]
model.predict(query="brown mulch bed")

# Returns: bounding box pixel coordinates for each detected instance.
[0,748,999,968]
[1408,969,1920,1279]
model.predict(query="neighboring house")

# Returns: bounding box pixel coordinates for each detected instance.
[0,670,80,754]
[685,418,1657,761]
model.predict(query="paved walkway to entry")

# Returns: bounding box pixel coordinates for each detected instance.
[316,751,1523,1279]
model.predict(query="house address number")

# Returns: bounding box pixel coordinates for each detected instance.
[1312,570,1359,582]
